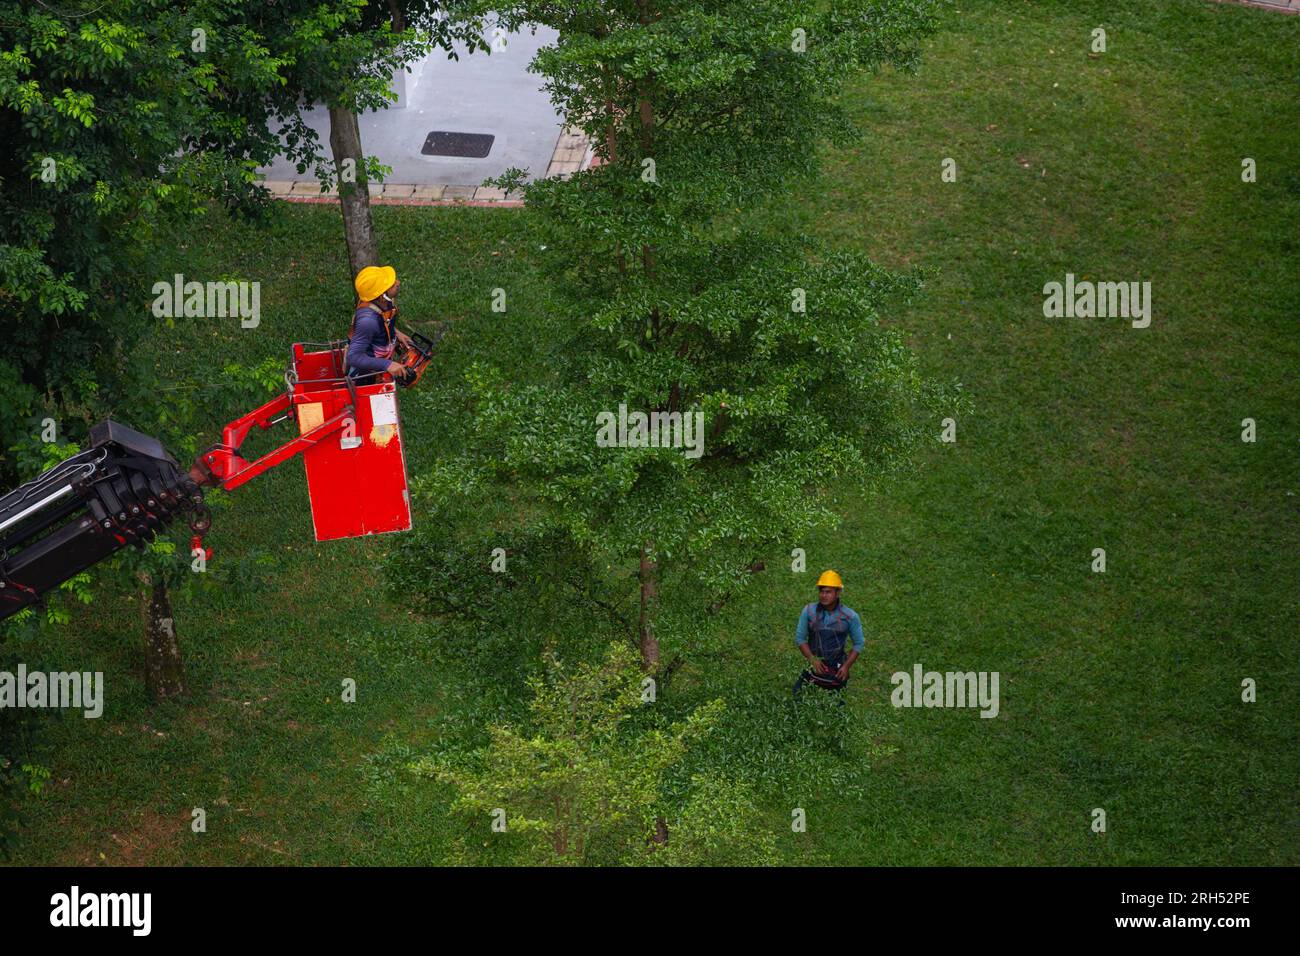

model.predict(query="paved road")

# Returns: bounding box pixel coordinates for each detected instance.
[258,23,563,186]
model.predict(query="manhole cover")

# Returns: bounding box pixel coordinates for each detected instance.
[421,131,495,158]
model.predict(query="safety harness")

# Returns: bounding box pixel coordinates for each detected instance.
[349,300,397,345]
[347,300,397,379]
[804,601,851,688]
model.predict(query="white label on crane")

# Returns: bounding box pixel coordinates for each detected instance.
[370,393,398,427]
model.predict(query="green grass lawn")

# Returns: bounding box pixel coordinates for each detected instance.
[5,0,1297,865]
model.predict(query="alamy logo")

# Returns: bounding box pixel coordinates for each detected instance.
[50,886,151,936]
[151,273,260,328]
[1042,273,1151,328]
[890,663,1000,718]
[0,665,103,718]
[595,404,705,459]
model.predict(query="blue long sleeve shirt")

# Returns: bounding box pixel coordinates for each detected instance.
[795,602,865,652]
[346,307,398,375]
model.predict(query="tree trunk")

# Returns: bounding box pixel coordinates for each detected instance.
[604,87,618,163]
[328,106,379,278]
[140,576,184,700]
[652,816,669,846]
[607,83,626,275]
[637,543,659,670]
[637,9,656,293]
[553,794,569,856]
[633,4,661,674]
[384,0,405,33]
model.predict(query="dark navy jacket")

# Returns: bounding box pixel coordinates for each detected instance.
[346,305,398,375]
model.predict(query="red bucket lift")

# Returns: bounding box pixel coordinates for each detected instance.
[191,340,425,541]
[292,343,412,541]
[0,334,437,621]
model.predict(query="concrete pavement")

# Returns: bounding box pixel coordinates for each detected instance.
[257,22,592,204]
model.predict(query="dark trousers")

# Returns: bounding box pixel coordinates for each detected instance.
[792,658,847,697]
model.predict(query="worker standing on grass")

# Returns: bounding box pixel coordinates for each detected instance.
[347,265,414,382]
[792,570,864,697]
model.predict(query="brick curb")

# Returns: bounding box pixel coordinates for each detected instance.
[545,123,593,181]
[282,195,526,208]
[1210,0,1299,12]
[261,123,595,207]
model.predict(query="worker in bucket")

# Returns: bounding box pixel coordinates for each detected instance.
[792,570,864,697]
[347,265,415,382]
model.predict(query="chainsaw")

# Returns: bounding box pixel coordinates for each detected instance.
[392,327,443,388]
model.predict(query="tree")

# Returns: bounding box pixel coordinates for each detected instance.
[0,0,444,692]
[0,0,481,461]
[393,0,954,669]
[219,0,445,275]
[322,1,487,275]
[112,539,188,700]
[191,1,486,276]
[414,640,777,864]
[0,0,294,477]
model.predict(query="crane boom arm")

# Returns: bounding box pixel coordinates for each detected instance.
[0,332,439,622]
[0,421,208,621]
[0,399,355,623]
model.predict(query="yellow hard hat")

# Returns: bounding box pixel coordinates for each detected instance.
[816,570,843,589]
[354,265,397,302]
